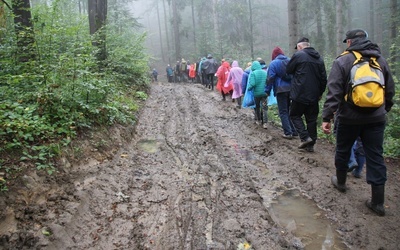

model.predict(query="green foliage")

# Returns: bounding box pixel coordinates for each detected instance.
[0,0,150,187]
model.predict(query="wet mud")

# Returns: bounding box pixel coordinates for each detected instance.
[0,81,399,249]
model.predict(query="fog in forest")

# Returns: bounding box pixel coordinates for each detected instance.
[128,0,398,73]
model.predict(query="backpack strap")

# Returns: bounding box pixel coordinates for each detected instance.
[349,51,382,71]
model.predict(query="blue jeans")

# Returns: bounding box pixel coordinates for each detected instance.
[348,141,358,168]
[276,92,297,136]
[335,121,387,185]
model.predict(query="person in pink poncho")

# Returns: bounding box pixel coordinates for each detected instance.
[225,60,244,108]
[216,61,234,101]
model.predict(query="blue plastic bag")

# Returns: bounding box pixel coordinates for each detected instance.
[267,88,277,106]
[242,85,256,108]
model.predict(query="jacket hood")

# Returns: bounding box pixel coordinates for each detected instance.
[232,60,239,68]
[276,54,289,60]
[222,61,230,68]
[346,39,381,58]
[251,61,262,71]
[303,47,321,59]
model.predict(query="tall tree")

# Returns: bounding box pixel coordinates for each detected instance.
[374,0,383,45]
[287,0,298,52]
[155,0,165,62]
[12,0,36,62]
[248,0,254,60]
[369,0,375,41]
[389,0,398,74]
[0,1,6,40]
[171,0,180,60]
[315,0,325,53]
[336,0,345,55]
[88,0,108,62]
[191,0,196,54]
[162,0,171,63]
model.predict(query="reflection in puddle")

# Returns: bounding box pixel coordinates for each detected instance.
[137,139,159,153]
[270,189,347,249]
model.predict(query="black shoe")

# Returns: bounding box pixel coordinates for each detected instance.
[366,200,385,216]
[366,185,385,216]
[298,145,314,152]
[282,134,293,140]
[298,137,313,149]
[348,164,358,173]
[331,176,347,192]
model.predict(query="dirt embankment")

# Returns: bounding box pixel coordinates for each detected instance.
[0,81,399,250]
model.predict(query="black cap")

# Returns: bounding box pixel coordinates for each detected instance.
[343,29,368,43]
[295,37,309,49]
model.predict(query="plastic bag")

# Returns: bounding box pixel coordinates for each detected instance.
[242,85,255,108]
[268,88,277,106]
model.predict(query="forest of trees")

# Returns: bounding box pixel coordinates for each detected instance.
[141,0,399,75]
[0,0,399,189]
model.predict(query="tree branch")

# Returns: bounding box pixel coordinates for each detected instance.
[1,0,12,11]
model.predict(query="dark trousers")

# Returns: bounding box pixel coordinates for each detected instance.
[335,121,387,185]
[277,92,297,136]
[290,100,319,143]
[206,74,215,90]
[254,96,268,123]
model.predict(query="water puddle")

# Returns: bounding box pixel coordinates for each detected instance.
[137,139,159,153]
[269,189,347,249]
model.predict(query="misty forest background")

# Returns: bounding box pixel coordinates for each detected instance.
[0,0,399,189]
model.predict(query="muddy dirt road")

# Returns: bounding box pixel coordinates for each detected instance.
[1,81,399,250]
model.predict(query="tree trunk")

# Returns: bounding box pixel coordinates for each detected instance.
[212,0,219,56]
[248,0,254,60]
[88,0,108,62]
[389,0,398,74]
[374,0,383,45]
[191,0,196,54]
[156,0,165,62]
[315,0,325,53]
[0,1,6,40]
[171,0,180,60]
[336,0,345,55]
[369,0,374,41]
[288,0,298,52]
[162,0,171,64]
[12,0,36,62]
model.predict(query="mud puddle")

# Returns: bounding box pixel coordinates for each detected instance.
[270,189,347,249]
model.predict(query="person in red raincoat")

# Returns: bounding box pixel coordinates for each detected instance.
[216,61,234,101]
[189,63,196,83]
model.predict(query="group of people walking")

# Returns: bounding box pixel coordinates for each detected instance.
[162,29,395,217]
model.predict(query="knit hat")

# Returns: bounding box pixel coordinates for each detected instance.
[272,46,284,60]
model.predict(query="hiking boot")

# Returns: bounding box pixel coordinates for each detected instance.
[352,170,361,178]
[366,185,385,216]
[263,123,268,129]
[331,170,347,192]
[348,164,358,173]
[282,134,293,140]
[298,137,313,149]
[298,145,314,152]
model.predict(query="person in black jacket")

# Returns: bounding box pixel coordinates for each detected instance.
[321,29,395,216]
[286,37,327,152]
[201,54,218,90]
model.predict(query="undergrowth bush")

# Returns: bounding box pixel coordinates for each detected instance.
[0,1,150,180]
